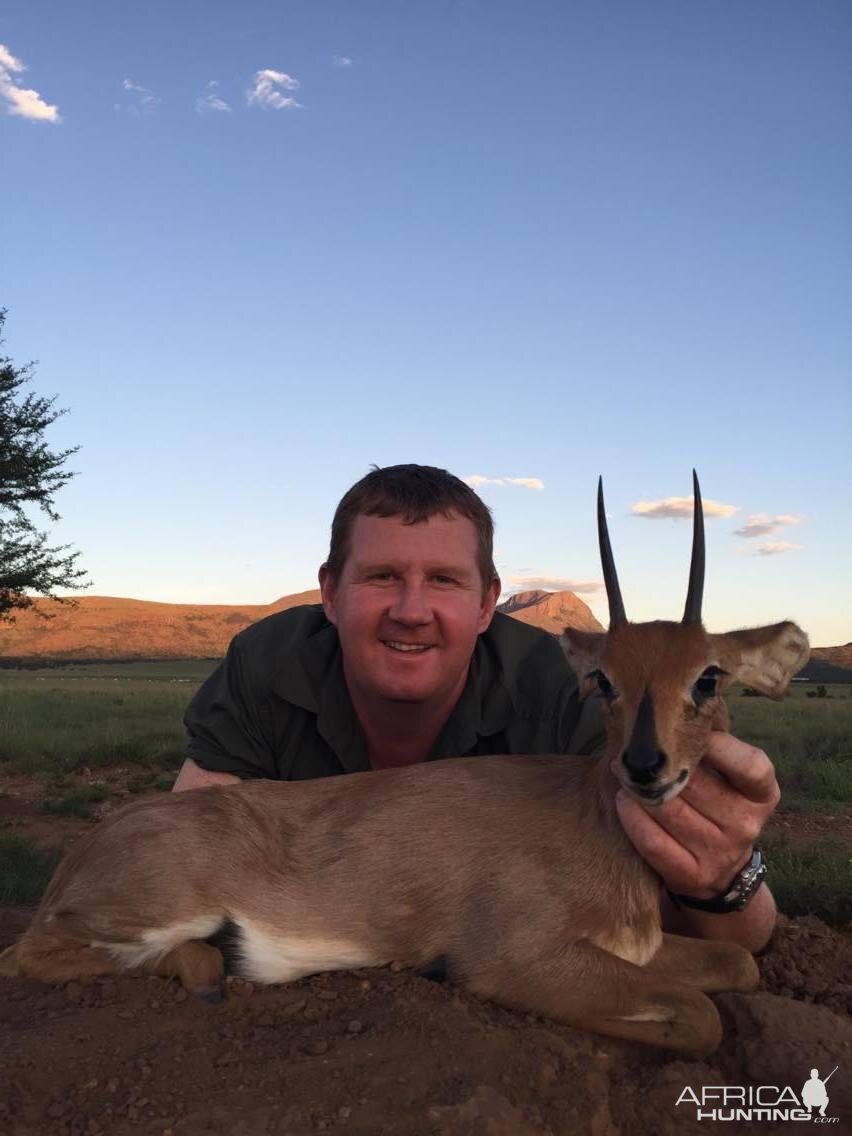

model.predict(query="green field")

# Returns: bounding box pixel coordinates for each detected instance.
[0,665,850,925]
[0,660,217,775]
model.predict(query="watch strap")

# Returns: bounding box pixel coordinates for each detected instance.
[668,847,766,914]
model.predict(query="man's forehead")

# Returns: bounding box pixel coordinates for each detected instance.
[348,511,479,558]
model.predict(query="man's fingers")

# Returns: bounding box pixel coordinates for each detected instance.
[615,791,700,881]
[616,788,756,897]
[678,766,764,842]
[701,732,780,805]
[644,788,726,847]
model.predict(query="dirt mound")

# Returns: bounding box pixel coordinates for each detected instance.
[1,913,849,1136]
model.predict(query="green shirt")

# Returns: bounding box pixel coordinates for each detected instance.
[183,605,603,780]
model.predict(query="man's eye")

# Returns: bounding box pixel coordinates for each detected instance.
[591,669,617,700]
[692,666,724,704]
[434,575,458,585]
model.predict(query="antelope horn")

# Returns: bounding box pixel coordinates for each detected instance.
[682,469,705,625]
[597,477,626,628]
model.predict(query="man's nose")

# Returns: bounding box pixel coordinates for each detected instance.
[389,580,431,624]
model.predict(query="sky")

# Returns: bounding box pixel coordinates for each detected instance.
[1,1,850,646]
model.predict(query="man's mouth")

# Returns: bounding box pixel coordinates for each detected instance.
[382,641,434,653]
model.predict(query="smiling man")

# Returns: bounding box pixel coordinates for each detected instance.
[176,464,779,953]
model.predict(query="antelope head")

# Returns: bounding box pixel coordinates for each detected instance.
[560,473,809,806]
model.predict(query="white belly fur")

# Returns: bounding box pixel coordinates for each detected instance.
[92,914,224,968]
[235,917,388,984]
[93,913,386,983]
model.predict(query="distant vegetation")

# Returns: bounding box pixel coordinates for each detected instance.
[0,661,216,775]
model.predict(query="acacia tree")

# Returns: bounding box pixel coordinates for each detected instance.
[0,309,88,622]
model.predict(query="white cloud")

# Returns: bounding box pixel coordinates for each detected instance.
[246,69,302,110]
[508,576,603,594]
[464,475,545,491]
[196,81,231,114]
[0,44,22,72]
[755,542,804,556]
[734,513,804,539]
[0,42,60,123]
[333,55,353,68]
[121,78,160,113]
[631,495,739,519]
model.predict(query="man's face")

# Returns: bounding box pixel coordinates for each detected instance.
[319,512,500,712]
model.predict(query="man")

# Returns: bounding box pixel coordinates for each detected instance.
[176,464,780,953]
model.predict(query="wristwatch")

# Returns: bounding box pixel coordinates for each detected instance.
[668,848,767,914]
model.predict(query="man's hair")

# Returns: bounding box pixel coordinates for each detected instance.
[324,464,497,591]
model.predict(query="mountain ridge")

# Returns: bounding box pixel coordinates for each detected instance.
[0,590,847,680]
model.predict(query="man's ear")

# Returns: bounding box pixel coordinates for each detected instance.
[709,621,809,700]
[559,628,608,697]
[318,564,338,626]
[478,575,502,633]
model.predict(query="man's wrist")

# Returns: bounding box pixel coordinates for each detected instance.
[661,882,777,953]
[668,847,767,914]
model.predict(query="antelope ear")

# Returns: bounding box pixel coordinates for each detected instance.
[709,621,810,700]
[559,628,608,696]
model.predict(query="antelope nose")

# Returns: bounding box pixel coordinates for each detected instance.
[622,746,667,785]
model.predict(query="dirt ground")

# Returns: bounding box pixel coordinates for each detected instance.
[1,779,851,1136]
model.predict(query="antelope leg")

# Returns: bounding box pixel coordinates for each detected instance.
[144,940,226,1001]
[12,930,123,981]
[461,939,723,1058]
[643,932,760,993]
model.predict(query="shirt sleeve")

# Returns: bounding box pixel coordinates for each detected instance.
[563,687,606,757]
[183,635,277,780]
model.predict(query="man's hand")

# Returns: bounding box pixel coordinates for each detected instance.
[614,730,780,952]
[615,731,779,899]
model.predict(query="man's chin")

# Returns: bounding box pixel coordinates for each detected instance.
[375,684,435,705]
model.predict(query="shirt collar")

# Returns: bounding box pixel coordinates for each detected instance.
[271,615,515,767]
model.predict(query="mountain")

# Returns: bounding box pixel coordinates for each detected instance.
[497,590,603,635]
[810,644,852,672]
[799,658,852,681]
[0,591,322,662]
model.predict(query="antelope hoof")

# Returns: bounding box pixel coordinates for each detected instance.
[197,983,226,1004]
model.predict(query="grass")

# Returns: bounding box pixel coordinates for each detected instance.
[40,784,110,819]
[727,683,852,807]
[0,669,208,775]
[0,831,61,904]
[760,829,852,928]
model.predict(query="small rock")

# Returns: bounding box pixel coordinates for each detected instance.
[346,1020,362,1034]
[307,1040,329,1055]
[337,1106,351,1119]
[389,961,403,973]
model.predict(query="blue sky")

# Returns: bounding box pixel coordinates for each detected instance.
[2,1,850,645]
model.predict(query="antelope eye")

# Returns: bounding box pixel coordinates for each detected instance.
[591,669,617,700]
[692,666,724,704]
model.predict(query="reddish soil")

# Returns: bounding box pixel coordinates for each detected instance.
[2,779,851,1136]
